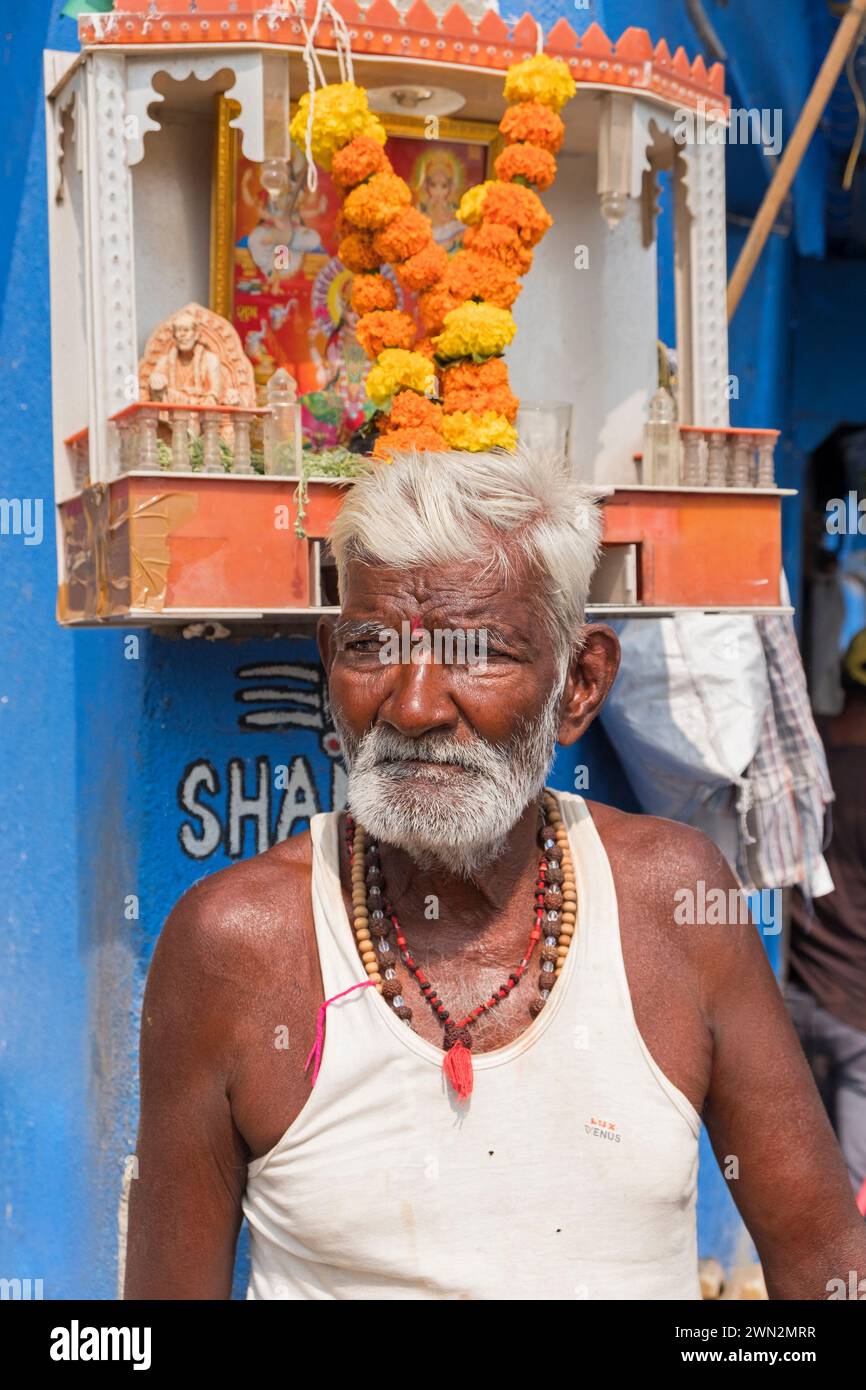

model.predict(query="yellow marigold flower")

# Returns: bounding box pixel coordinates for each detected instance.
[290,83,386,171]
[503,55,577,113]
[457,181,495,227]
[441,410,518,451]
[434,301,517,361]
[365,349,436,406]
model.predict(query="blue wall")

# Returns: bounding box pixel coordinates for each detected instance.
[2,0,845,1297]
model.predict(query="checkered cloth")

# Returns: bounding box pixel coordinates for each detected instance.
[739,611,834,897]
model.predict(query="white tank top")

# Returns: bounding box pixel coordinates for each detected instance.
[242,792,702,1300]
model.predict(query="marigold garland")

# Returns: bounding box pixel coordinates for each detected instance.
[499,101,565,155]
[434,301,517,362]
[331,134,392,190]
[443,250,521,311]
[365,349,436,407]
[373,425,447,461]
[441,359,520,422]
[441,410,518,451]
[355,310,417,360]
[373,207,433,262]
[396,242,450,294]
[338,230,381,274]
[462,223,534,276]
[290,85,386,171]
[291,53,575,454]
[351,273,397,317]
[503,53,577,112]
[417,284,461,335]
[343,171,412,230]
[388,391,444,432]
[494,143,558,192]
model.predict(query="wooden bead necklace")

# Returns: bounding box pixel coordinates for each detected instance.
[346,789,577,1102]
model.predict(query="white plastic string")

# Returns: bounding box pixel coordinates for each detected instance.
[330,5,355,83]
[291,0,357,191]
[298,0,327,191]
[535,20,544,55]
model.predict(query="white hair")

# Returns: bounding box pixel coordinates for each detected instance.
[329,443,602,658]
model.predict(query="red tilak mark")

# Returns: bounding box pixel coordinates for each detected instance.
[409,614,424,633]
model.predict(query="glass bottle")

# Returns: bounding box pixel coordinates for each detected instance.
[264,368,301,477]
[642,387,680,486]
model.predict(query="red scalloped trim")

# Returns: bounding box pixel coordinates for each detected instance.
[82,4,730,111]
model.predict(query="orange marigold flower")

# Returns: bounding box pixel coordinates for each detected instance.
[441,359,510,392]
[355,310,417,359]
[373,207,433,262]
[386,391,443,432]
[332,134,393,190]
[417,284,461,334]
[413,336,437,359]
[351,274,397,316]
[338,230,381,273]
[499,101,564,154]
[494,142,557,191]
[480,182,552,247]
[373,425,446,460]
[442,380,520,422]
[463,223,534,276]
[441,359,519,421]
[396,241,449,293]
[443,250,521,309]
[343,172,412,230]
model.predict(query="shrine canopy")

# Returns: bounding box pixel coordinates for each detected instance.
[78,2,728,116]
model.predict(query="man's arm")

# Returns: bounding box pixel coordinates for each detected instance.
[694,841,866,1298]
[123,884,247,1299]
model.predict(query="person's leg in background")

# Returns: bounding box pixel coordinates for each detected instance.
[785,980,839,1122]
[786,980,866,1198]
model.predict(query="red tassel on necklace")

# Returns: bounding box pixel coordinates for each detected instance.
[443,1040,474,1102]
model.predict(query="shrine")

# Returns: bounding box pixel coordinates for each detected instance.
[44,0,788,623]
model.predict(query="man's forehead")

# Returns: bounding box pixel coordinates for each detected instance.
[341,555,542,614]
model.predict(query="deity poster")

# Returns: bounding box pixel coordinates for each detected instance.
[227,126,493,449]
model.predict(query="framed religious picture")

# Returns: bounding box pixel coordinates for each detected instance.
[210,97,498,449]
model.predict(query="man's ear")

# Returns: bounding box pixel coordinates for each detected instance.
[557,624,621,746]
[317,616,335,673]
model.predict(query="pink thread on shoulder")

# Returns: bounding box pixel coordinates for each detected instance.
[304,981,375,1086]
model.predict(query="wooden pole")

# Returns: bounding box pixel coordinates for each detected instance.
[727,0,866,320]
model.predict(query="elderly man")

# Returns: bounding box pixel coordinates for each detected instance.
[124,447,866,1301]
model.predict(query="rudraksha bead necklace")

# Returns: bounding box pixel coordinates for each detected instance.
[346,788,577,1101]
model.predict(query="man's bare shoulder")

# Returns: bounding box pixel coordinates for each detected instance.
[584,798,734,893]
[583,798,765,997]
[153,830,317,987]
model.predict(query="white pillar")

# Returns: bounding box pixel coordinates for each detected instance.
[674,140,730,428]
[84,52,138,483]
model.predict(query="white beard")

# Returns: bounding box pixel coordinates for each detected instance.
[332,674,565,878]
